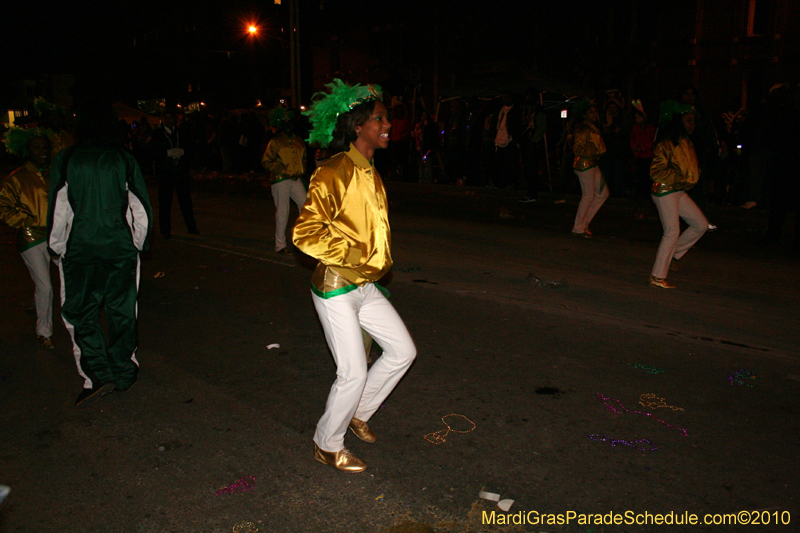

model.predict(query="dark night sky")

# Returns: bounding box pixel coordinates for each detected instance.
[5,0,661,108]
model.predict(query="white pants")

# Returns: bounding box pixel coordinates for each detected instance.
[312,283,416,452]
[651,191,708,278]
[20,242,55,337]
[272,179,307,251]
[572,166,609,233]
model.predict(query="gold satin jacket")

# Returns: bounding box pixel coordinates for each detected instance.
[293,144,392,297]
[650,137,699,196]
[261,133,307,184]
[572,121,606,171]
[0,162,49,251]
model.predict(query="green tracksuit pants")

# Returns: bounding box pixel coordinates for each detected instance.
[59,256,140,390]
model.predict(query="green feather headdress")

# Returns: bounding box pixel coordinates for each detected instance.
[658,100,695,128]
[2,126,52,157]
[303,79,382,148]
[33,97,59,116]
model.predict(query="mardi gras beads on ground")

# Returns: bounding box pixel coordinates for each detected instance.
[216,476,255,496]
[596,393,688,436]
[727,369,757,387]
[639,393,684,411]
[589,434,658,451]
[627,363,667,374]
[232,522,259,533]
[424,414,477,444]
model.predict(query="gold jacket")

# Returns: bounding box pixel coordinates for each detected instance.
[650,137,699,196]
[0,162,49,251]
[572,121,606,171]
[293,144,392,297]
[261,132,307,184]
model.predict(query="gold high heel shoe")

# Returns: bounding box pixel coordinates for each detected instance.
[313,443,366,473]
[648,275,676,289]
[349,418,377,443]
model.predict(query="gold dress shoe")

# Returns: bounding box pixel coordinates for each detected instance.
[313,444,366,473]
[348,418,376,443]
[37,335,55,350]
[648,275,676,289]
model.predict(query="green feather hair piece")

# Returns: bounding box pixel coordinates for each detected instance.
[33,97,59,115]
[2,126,52,157]
[303,79,382,148]
[658,100,695,128]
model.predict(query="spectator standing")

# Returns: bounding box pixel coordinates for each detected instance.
[761,83,800,250]
[491,92,522,189]
[240,111,266,172]
[149,111,199,238]
[519,89,547,202]
[629,99,657,197]
[388,103,411,181]
[0,128,56,349]
[413,111,439,183]
[47,101,152,406]
[217,112,239,172]
[600,97,630,196]
[479,108,497,187]
[442,100,467,185]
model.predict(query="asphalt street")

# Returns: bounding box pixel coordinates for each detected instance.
[1,179,798,533]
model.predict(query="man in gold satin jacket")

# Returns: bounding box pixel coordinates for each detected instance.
[261,108,307,254]
[0,133,57,349]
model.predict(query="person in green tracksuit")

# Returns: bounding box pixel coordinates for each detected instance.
[47,102,153,407]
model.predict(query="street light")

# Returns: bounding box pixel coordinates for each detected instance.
[248,24,258,35]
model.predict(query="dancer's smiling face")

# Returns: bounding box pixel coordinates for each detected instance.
[356,101,391,152]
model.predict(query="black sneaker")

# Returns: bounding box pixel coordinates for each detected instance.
[75,383,115,407]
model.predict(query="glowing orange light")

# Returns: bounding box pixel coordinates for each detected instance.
[248,25,257,34]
